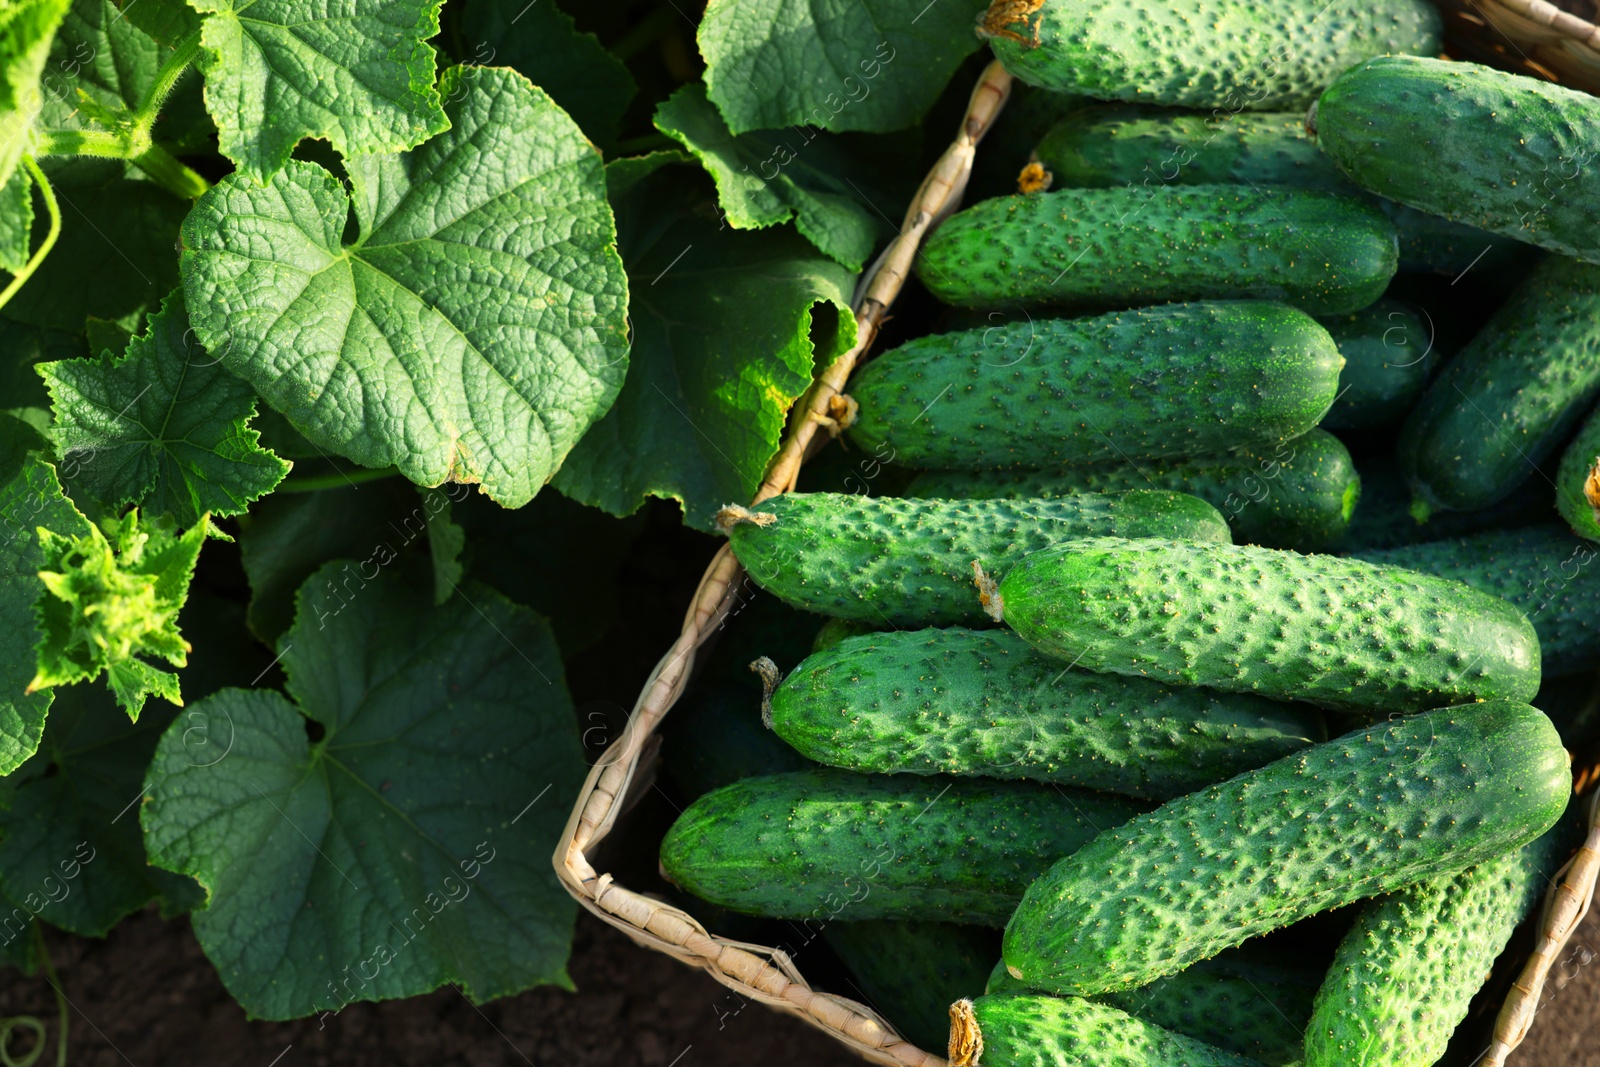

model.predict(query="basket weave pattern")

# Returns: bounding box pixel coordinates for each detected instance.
[553,22,1600,1064]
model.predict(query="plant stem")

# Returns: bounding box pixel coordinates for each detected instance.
[0,158,61,315]
[277,466,402,493]
[132,30,202,131]
[133,142,210,198]
[30,128,131,160]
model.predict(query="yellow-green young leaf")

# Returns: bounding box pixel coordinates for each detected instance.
[31,508,206,720]
[181,66,629,508]
[0,0,70,188]
[553,160,856,531]
[0,165,31,273]
[698,0,987,135]
[189,0,447,181]
[141,564,584,1020]
[0,414,91,775]
[39,291,290,526]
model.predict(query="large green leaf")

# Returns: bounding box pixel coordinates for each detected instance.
[0,0,70,188]
[182,65,629,508]
[0,683,198,938]
[0,414,92,776]
[456,0,634,146]
[654,83,881,271]
[554,161,855,531]
[39,291,290,526]
[141,564,583,1019]
[2,157,187,331]
[190,0,448,181]
[698,0,986,134]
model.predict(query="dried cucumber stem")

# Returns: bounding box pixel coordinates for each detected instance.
[972,562,1004,622]
[714,504,777,531]
[748,656,782,729]
[1586,458,1600,518]
[948,998,982,1066]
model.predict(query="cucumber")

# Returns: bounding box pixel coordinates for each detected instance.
[985,537,1541,711]
[770,627,1325,801]
[948,994,1260,1067]
[1353,526,1600,677]
[1028,105,1524,275]
[915,185,1397,314]
[724,491,1230,628]
[1317,301,1435,431]
[1556,403,1600,542]
[1304,797,1581,1067]
[1000,700,1572,997]
[1312,56,1600,265]
[1401,255,1600,514]
[907,428,1360,551]
[988,948,1319,1066]
[979,0,1440,111]
[1327,459,1550,553]
[658,769,1145,926]
[844,301,1343,470]
[822,921,997,1051]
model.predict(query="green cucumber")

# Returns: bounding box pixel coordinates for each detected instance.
[1317,301,1435,431]
[915,185,1397,314]
[948,994,1259,1067]
[724,491,1230,628]
[1304,797,1581,1067]
[985,537,1541,711]
[1312,56,1600,264]
[1028,105,1524,275]
[979,0,1440,111]
[1354,526,1600,677]
[1328,459,1550,553]
[988,948,1319,1066]
[822,921,997,1051]
[1001,700,1571,997]
[658,769,1145,926]
[1399,255,1600,514]
[907,428,1360,551]
[1556,403,1600,541]
[770,627,1324,801]
[844,301,1342,470]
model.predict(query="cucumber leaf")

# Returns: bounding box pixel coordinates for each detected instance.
[31,508,206,719]
[181,66,629,509]
[654,83,881,271]
[189,0,448,181]
[113,0,199,47]
[698,0,986,135]
[141,564,583,1019]
[0,416,93,775]
[553,161,855,531]
[456,0,635,147]
[38,291,290,526]
[0,0,71,188]
[0,683,199,938]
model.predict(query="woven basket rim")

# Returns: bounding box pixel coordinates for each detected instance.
[1442,0,1600,48]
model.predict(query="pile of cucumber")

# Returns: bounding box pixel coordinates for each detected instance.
[658,2,1600,1064]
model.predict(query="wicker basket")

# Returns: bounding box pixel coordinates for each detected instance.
[554,28,1600,1067]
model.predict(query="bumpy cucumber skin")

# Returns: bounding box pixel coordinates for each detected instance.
[1556,404,1600,542]
[1317,300,1434,431]
[988,950,1318,1066]
[1399,255,1600,514]
[956,994,1261,1067]
[728,491,1230,628]
[658,769,1144,926]
[1355,526,1600,677]
[845,301,1342,470]
[1001,701,1571,997]
[771,627,1324,801]
[823,921,997,1051]
[986,0,1440,111]
[1304,801,1579,1067]
[996,537,1541,711]
[1328,460,1551,553]
[1314,56,1600,264]
[915,185,1397,314]
[907,429,1359,552]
